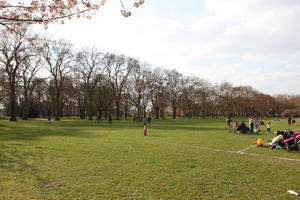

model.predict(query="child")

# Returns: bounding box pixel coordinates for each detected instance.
[267,122,271,133]
[48,116,51,124]
[255,118,260,133]
[226,116,231,133]
[234,121,238,133]
[144,122,147,136]
[292,119,296,125]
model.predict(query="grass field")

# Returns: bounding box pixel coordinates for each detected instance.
[1,117,300,199]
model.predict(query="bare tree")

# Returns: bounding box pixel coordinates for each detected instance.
[165,69,182,119]
[32,77,49,117]
[19,55,42,119]
[178,77,197,118]
[95,77,114,119]
[148,67,168,119]
[72,72,87,119]
[104,53,134,119]
[0,30,31,121]
[75,48,105,120]
[42,40,73,121]
[128,60,150,118]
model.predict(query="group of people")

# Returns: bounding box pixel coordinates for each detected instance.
[95,115,112,124]
[270,130,300,152]
[226,116,271,134]
[133,116,152,124]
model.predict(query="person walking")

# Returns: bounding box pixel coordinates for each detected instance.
[144,122,147,136]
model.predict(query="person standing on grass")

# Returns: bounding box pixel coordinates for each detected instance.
[234,121,238,133]
[288,117,292,125]
[292,119,296,125]
[144,122,147,136]
[267,122,271,133]
[255,118,260,132]
[226,116,231,133]
[249,116,254,133]
[48,116,51,124]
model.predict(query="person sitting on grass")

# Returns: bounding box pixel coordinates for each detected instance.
[270,134,284,149]
[237,121,249,134]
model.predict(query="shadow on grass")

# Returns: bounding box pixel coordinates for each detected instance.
[0,120,105,141]
[0,118,225,142]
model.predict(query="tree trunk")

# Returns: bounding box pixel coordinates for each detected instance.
[143,105,147,118]
[124,104,128,119]
[55,100,61,121]
[172,104,177,119]
[160,109,164,119]
[155,106,159,119]
[116,102,120,120]
[137,101,141,118]
[22,101,29,120]
[9,83,17,121]
[80,108,86,119]
[88,93,93,120]
[98,110,102,120]
[88,105,93,120]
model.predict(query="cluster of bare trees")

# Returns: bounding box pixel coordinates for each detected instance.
[0,30,300,121]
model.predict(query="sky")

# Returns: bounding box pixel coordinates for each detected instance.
[34,0,300,95]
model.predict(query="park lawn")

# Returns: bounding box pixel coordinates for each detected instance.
[0,118,300,199]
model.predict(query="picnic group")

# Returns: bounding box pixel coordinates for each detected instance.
[225,116,273,134]
[226,116,299,152]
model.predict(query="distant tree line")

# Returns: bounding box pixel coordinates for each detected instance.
[0,30,300,121]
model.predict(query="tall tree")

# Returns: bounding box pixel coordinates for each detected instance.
[75,48,104,120]
[42,40,73,121]
[19,55,42,120]
[165,69,182,119]
[104,53,134,120]
[148,67,168,119]
[128,60,149,118]
[0,30,30,121]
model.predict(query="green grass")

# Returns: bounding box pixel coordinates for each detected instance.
[0,117,300,199]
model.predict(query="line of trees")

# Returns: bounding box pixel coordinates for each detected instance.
[0,30,300,121]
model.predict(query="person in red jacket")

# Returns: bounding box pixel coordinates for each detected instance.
[144,122,147,136]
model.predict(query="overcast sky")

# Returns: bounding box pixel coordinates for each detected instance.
[34,0,300,95]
